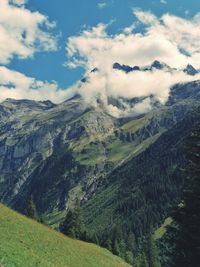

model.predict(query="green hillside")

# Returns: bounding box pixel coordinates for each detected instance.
[0,204,130,267]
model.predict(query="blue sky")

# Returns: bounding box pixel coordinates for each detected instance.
[8,0,200,88]
[1,0,200,108]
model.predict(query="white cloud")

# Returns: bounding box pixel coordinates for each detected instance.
[133,9,158,25]
[0,0,57,64]
[160,0,167,4]
[68,67,199,117]
[65,10,200,117]
[0,66,68,103]
[98,2,107,9]
[66,10,200,70]
[0,0,61,104]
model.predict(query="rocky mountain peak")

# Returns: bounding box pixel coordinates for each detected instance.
[150,60,166,70]
[113,61,199,77]
[183,64,198,76]
[113,60,170,73]
[113,62,140,73]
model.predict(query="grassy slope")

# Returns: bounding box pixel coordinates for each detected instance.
[0,204,130,267]
[154,217,173,240]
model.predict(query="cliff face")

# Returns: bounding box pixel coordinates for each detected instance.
[0,97,116,215]
[0,80,200,226]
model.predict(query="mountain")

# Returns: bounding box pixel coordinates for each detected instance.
[113,62,140,73]
[0,75,200,263]
[0,80,199,217]
[0,204,130,267]
[113,61,199,75]
[183,64,198,75]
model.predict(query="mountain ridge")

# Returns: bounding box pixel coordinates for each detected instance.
[113,60,199,75]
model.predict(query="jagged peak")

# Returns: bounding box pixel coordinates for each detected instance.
[183,64,198,76]
[113,60,170,73]
[113,62,140,73]
[112,61,200,76]
[150,60,168,69]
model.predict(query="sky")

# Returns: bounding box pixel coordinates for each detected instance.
[1,0,200,115]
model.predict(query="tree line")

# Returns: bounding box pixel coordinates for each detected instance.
[25,116,200,267]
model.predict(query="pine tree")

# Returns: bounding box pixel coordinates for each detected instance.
[169,121,200,267]
[39,216,47,225]
[91,233,99,245]
[59,202,85,239]
[140,253,149,267]
[125,251,134,265]
[119,238,126,258]
[146,234,161,267]
[127,231,136,253]
[104,237,112,251]
[26,196,37,220]
[113,239,120,256]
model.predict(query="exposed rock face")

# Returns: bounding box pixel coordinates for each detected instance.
[183,64,198,76]
[0,79,200,226]
[113,60,170,72]
[113,60,199,76]
[113,62,140,73]
[0,96,116,215]
[151,60,165,70]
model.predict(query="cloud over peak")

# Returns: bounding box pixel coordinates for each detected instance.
[1,4,200,116]
[65,10,200,117]
[66,10,200,70]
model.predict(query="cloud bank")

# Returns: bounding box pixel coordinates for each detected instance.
[66,9,200,70]
[0,0,65,103]
[0,0,57,64]
[65,10,200,117]
[0,66,69,103]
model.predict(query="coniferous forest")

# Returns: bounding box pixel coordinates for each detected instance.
[59,115,200,266]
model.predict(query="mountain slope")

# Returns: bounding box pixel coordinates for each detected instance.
[82,112,197,235]
[0,76,200,265]
[0,204,130,267]
[0,80,200,226]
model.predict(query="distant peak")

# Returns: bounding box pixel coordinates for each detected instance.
[39,100,56,108]
[109,61,199,76]
[64,93,81,103]
[2,98,56,110]
[3,98,33,104]
[183,64,198,76]
[113,62,140,73]
[151,60,165,69]
[113,61,170,73]
[91,67,99,73]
